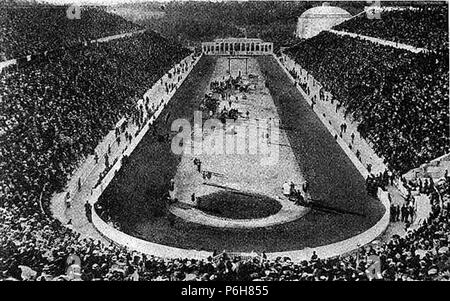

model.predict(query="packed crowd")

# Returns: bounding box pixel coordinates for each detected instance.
[0,4,142,61]
[0,28,190,280]
[335,5,449,52]
[285,31,449,174]
[365,170,393,197]
[1,3,449,281]
[1,174,449,281]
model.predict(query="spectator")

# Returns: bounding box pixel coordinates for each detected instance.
[285,31,449,174]
[335,5,449,53]
[0,4,142,61]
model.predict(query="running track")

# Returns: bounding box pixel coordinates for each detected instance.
[98,55,385,253]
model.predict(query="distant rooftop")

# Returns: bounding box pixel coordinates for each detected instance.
[300,3,352,19]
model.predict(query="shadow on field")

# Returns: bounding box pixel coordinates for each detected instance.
[97,55,385,252]
[98,56,218,232]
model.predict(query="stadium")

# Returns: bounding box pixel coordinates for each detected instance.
[0,0,449,282]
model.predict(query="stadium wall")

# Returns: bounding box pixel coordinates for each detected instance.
[87,53,215,259]
[267,187,390,261]
[92,209,211,260]
[278,52,441,197]
[54,52,198,208]
[278,53,388,177]
[404,153,450,181]
[271,53,391,260]
[90,53,391,261]
[57,52,392,261]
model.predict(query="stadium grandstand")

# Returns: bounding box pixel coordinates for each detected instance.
[0,4,142,61]
[0,0,449,283]
[334,5,448,53]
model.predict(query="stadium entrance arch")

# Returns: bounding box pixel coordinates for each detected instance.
[202,38,273,56]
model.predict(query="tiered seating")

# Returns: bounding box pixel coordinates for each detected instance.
[0,2,449,282]
[334,5,448,52]
[0,4,142,61]
[1,175,449,280]
[284,31,449,174]
[0,31,190,279]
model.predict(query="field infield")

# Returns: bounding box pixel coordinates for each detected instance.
[97,55,385,253]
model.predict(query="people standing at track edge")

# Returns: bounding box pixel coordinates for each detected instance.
[169,178,175,192]
[282,181,290,197]
[302,181,309,194]
[85,201,92,223]
[193,158,202,173]
[302,181,311,204]
[290,182,296,195]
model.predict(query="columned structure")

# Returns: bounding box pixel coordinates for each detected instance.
[202,38,273,56]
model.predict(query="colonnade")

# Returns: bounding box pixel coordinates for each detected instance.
[202,38,273,55]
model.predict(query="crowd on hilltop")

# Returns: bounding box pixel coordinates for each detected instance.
[285,31,449,174]
[0,5,142,61]
[334,5,448,53]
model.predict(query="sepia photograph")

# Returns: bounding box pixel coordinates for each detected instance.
[0,0,449,291]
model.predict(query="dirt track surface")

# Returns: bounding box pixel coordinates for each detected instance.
[98,55,385,253]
